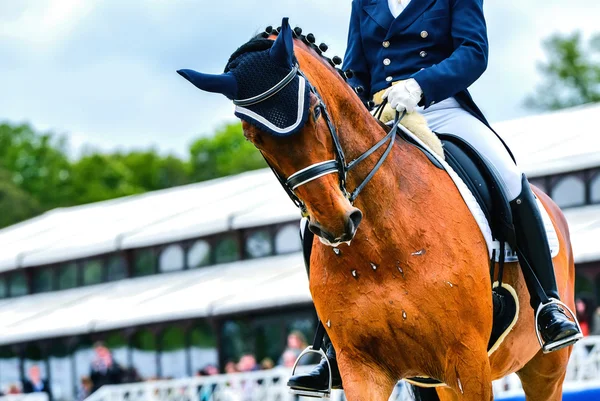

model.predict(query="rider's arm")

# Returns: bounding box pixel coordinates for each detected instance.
[411,0,489,108]
[342,0,371,102]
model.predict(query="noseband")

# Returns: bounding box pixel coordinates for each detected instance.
[236,63,404,215]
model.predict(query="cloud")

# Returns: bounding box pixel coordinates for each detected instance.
[0,0,597,156]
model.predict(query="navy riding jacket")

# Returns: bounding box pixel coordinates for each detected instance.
[342,0,490,126]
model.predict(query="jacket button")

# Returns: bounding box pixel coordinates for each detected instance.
[420,51,427,58]
[386,76,393,82]
[383,58,391,66]
[382,41,390,48]
[421,31,429,39]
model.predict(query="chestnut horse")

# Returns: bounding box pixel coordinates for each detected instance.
[178,19,575,401]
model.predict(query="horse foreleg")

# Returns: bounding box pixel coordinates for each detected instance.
[439,346,493,401]
[336,353,396,401]
[516,348,570,401]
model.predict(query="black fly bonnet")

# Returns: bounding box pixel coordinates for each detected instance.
[226,40,311,136]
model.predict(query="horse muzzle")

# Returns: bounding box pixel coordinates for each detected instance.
[308,208,363,246]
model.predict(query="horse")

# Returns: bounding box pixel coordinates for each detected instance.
[178,18,576,401]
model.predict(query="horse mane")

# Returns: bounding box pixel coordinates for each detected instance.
[225,24,355,91]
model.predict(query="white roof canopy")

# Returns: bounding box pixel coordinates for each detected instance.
[494,103,600,177]
[0,170,299,272]
[0,253,309,346]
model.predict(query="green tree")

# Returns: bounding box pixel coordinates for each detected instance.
[70,153,145,205]
[0,169,42,228]
[70,150,191,205]
[526,32,600,110]
[189,122,266,182]
[0,123,72,209]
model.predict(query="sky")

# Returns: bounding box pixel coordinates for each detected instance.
[0,0,598,157]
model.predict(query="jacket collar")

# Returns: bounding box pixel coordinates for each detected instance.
[363,1,394,30]
[363,0,437,35]
[389,0,436,34]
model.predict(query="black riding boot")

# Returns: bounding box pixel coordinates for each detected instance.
[510,175,582,353]
[287,220,343,395]
[287,336,343,393]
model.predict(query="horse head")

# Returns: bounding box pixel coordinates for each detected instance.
[179,18,365,245]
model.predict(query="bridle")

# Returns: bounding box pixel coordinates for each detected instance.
[234,63,404,216]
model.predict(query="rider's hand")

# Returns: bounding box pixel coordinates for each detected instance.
[382,79,423,113]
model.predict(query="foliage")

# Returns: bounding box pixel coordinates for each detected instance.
[526,32,600,110]
[189,123,266,182]
[0,121,263,229]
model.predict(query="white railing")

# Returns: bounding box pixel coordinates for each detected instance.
[86,336,600,401]
[0,394,49,401]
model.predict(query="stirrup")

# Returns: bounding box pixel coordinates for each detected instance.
[289,346,332,399]
[534,298,583,354]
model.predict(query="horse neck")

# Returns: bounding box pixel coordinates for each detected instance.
[329,101,452,238]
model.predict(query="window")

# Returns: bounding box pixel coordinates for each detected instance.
[107,255,127,281]
[591,174,600,204]
[245,230,273,259]
[0,277,7,299]
[32,268,53,293]
[132,329,158,379]
[159,245,185,273]
[214,237,240,264]
[82,259,103,286]
[9,271,28,297]
[160,326,187,378]
[133,249,155,277]
[551,176,585,208]
[58,263,78,290]
[190,322,218,375]
[188,240,211,268]
[275,224,301,254]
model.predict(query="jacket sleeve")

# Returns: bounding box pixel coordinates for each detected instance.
[411,0,488,107]
[342,0,372,102]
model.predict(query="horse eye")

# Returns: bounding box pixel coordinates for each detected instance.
[313,106,322,122]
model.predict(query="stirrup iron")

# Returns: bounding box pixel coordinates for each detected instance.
[289,346,333,398]
[534,298,583,354]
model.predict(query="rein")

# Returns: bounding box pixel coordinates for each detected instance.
[241,64,405,215]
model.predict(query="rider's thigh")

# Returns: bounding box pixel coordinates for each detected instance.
[422,106,523,201]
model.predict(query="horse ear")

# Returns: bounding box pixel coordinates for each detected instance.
[177,69,238,100]
[269,17,295,68]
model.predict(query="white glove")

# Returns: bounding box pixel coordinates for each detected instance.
[382,79,423,113]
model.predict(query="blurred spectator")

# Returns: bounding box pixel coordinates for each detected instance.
[90,341,124,393]
[123,367,142,383]
[224,361,238,374]
[281,350,297,368]
[260,358,274,370]
[22,365,52,401]
[237,354,259,372]
[197,365,219,401]
[7,384,21,394]
[77,377,93,401]
[592,306,600,336]
[197,365,219,376]
[576,298,590,336]
[279,330,310,366]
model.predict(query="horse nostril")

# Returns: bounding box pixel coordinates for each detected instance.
[308,223,322,238]
[347,209,363,234]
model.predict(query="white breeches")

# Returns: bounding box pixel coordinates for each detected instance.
[418,98,523,201]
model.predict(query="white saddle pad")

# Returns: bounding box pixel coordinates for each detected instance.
[398,124,559,261]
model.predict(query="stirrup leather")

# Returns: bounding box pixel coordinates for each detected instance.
[535,298,583,354]
[289,346,333,399]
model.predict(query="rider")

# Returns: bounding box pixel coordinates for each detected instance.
[288,0,582,394]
